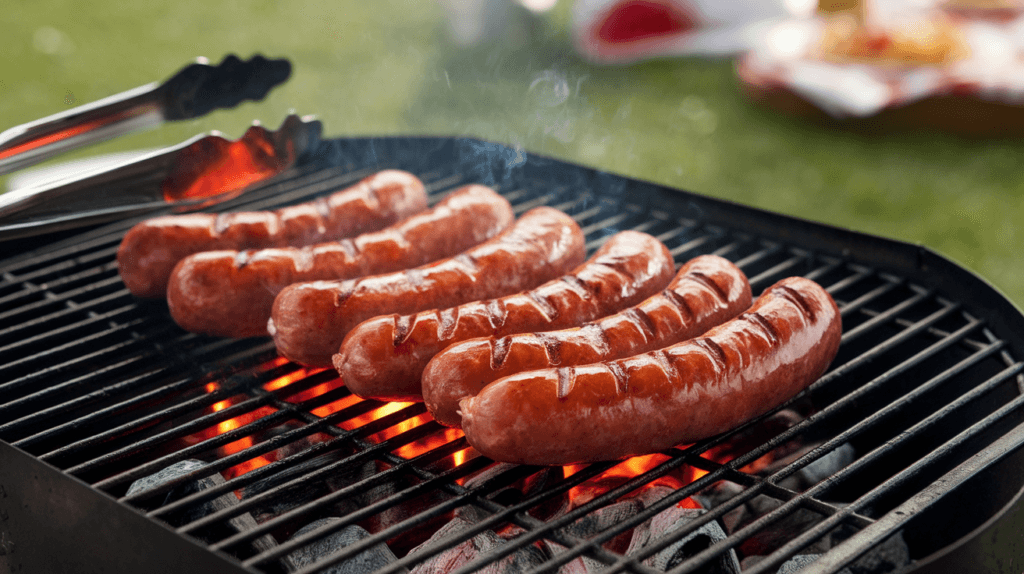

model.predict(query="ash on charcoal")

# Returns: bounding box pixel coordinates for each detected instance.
[127,459,276,554]
[541,496,644,572]
[283,518,405,574]
[775,554,846,574]
[627,505,741,574]
[407,509,546,574]
[239,451,375,525]
[779,444,857,492]
[463,463,566,521]
[830,529,910,574]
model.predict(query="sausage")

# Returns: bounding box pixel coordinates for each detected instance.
[335,230,676,402]
[422,254,751,427]
[460,276,842,465]
[166,185,514,338]
[270,207,586,367]
[117,170,427,298]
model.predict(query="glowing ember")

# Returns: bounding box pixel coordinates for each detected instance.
[565,454,704,509]
[161,122,294,206]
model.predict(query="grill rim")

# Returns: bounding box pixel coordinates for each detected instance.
[1,134,1024,573]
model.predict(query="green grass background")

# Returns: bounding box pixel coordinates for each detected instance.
[2,1,1021,306]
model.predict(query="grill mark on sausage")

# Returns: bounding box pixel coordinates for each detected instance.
[337,237,359,259]
[661,288,696,322]
[314,196,332,221]
[233,250,252,270]
[626,307,657,342]
[656,348,681,386]
[332,281,357,309]
[559,275,593,301]
[776,284,816,322]
[538,334,563,366]
[588,323,612,355]
[695,338,728,371]
[490,336,512,369]
[454,253,480,275]
[595,259,638,284]
[740,311,780,346]
[393,314,414,346]
[527,291,559,322]
[437,307,460,341]
[365,180,383,212]
[213,213,231,236]
[294,246,315,273]
[608,361,629,395]
[485,299,508,329]
[686,271,729,303]
[556,367,575,399]
[405,267,426,288]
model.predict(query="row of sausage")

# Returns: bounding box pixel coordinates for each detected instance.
[116,170,842,466]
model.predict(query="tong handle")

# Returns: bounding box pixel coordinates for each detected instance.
[0,54,291,177]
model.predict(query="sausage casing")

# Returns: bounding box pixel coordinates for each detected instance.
[423,254,751,427]
[117,170,427,298]
[335,230,675,402]
[165,185,513,338]
[270,207,586,367]
[460,276,842,465]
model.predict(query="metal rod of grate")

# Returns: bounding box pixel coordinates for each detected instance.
[0,150,1021,574]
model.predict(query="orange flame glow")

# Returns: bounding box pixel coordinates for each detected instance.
[162,124,292,205]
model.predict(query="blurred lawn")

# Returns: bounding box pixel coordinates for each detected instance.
[2,1,1022,307]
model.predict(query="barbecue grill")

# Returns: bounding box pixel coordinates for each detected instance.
[1,134,1023,574]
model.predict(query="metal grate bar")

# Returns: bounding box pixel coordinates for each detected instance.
[812,418,1024,574]
[83,371,341,488]
[157,402,429,524]
[669,232,725,258]
[3,336,259,442]
[588,316,996,573]
[814,303,964,392]
[0,315,157,396]
[0,292,136,356]
[235,436,486,562]
[0,244,119,290]
[277,456,658,574]
[656,340,1016,574]
[0,274,124,328]
[747,251,815,290]
[735,360,1024,574]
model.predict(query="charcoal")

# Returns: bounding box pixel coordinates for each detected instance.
[408,513,546,574]
[127,459,276,554]
[240,452,375,524]
[627,506,740,574]
[541,497,644,572]
[284,518,405,574]
[778,444,856,492]
[831,529,910,574]
[365,470,456,556]
[777,554,825,574]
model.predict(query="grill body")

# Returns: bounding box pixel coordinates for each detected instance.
[2,135,1024,574]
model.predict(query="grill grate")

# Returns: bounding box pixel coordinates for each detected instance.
[1,136,1024,574]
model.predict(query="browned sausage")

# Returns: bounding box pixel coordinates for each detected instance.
[270,207,586,367]
[422,254,751,427]
[335,230,675,402]
[117,170,427,298]
[166,185,514,338]
[460,276,841,465]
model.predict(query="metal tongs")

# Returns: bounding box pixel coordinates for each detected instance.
[0,54,322,241]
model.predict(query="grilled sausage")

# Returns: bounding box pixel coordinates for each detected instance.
[166,185,514,338]
[423,254,751,427]
[460,276,842,465]
[335,230,675,402]
[117,170,427,298]
[270,207,586,367]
